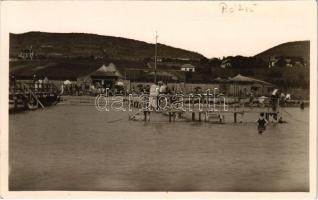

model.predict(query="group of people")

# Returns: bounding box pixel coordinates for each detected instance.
[60,82,125,96]
[10,74,51,92]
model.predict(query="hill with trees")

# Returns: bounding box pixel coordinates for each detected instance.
[10,32,206,61]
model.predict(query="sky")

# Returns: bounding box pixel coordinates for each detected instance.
[1,1,316,58]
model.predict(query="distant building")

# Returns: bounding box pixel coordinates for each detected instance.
[220,58,232,68]
[181,64,196,72]
[227,74,274,96]
[268,56,305,68]
[78,63,122,88]
[18,46,34,60]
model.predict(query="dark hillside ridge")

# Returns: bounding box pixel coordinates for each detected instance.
[254,41,310,65]
[10,31,206,61]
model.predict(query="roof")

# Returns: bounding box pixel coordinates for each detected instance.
[229,74,273,85]
[89,64,121,77]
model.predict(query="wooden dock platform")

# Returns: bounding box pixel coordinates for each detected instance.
[126,95,281,123]
[9,82,60,112]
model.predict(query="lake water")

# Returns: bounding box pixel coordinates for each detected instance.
[9,104,309,191]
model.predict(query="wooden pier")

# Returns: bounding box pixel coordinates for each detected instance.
[127,94,281,123]
[9,82,60,112]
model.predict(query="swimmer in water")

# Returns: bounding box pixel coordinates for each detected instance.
[257,113,268,134]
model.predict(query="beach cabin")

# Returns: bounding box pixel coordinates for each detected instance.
[228,74,274,97]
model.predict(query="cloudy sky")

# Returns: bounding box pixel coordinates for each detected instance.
[1,1,316,58]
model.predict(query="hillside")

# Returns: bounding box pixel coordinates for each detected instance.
[254,41,310,65]
[10,32,206,61]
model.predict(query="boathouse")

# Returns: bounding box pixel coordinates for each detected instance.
[227,74,274,96]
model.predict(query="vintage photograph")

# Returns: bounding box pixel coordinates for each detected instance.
[1,0,317,197]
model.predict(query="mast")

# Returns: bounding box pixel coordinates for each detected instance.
[154,31,158,83]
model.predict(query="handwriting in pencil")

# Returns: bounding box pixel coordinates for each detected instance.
[219,2,257,14]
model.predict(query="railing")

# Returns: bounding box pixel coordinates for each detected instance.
[9,81,59,95]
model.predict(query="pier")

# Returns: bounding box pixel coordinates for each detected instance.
[9,82,60,111]
[127,94,281,124]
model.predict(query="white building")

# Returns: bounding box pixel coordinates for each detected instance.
[180,64,196,72]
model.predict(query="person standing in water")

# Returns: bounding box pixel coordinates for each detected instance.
[257,113,268,134]
[300,100,305,110]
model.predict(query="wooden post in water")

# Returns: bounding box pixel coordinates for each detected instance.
[169,112,172,122]
[192,112,195,121]
[192,96,195,110]
[234,112,237,123]
[199,112,202,122]
[144,111,147,122]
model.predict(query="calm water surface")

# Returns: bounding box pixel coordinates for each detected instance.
[9,104,309,191]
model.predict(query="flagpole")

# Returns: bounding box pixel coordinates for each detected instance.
[154,31,158,84]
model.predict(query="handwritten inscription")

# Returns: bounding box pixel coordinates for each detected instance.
[219,2,257,14]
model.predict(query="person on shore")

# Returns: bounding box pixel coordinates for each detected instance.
[43,77,49,84]
[271,89,279,111]
[38,78,43,91]
[257,113,268,134]
[149,83,159,110]
[32,74,37,83]
[159,81,166,94]
[60,84,64,95]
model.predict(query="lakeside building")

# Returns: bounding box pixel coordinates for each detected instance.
[180,64,196,72]
[227,74,274,96]
[77,64,122,89]
[10,60,274,96]
[129,74,273,96]
[10,62,123,88]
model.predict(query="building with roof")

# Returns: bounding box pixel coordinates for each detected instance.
[10,61,123,89]
[181,64,196,72]
[78,63,122,88]
[227,74,274,96]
